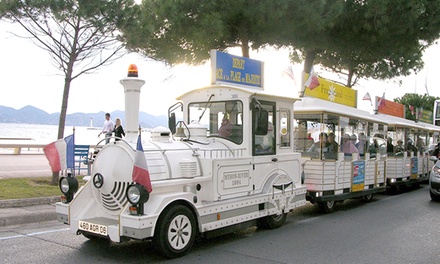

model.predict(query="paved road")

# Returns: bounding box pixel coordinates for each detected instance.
[0,154,52,179]
[1,185,439,264]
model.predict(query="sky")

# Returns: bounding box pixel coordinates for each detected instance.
[1,21,440,120]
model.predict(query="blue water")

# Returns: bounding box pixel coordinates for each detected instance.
[0,123,101,145]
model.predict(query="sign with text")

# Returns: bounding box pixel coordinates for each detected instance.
[211,50,263,89]
[418,109,433,124]
[377,98,405,118]
[304,76,357,107]
[352,160,365,192]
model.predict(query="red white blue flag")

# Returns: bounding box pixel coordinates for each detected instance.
[304,66,320,90]
[43,134,75,172]
[378,92,386,111]
[132,135,152,193]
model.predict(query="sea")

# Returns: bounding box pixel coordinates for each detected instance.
[0,123,102,147]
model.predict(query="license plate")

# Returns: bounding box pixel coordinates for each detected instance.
[78,221,107,236]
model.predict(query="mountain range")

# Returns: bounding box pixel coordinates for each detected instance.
[0,105,168,128]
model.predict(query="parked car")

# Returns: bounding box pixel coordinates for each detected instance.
[429,156,440,201]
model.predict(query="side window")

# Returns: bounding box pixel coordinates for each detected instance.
[280,109,291,148]
[253,101,275,155]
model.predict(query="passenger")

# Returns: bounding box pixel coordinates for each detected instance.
[416,137,425,154]
[395,140,405,156]
[356,133,367,156]
[350,134,357,146]
[387,137,394,155]
[341,134,358,154]
[406,139,418,155]
[309,132,330,153]
[432,142,440,158]
[369,138,379,158]
[113,117,125,141]
[218,118,232,137]
[98,112,114,144]
[327,132,339,153]
[306,133,314,149]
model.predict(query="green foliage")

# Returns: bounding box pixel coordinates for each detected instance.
[124,0,292,65]
[308,0,440,87]
[394,93,440,121]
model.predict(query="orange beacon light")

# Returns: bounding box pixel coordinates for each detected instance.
[127,64,138,77]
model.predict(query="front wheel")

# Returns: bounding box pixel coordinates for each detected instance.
[258,212,287,229]
[317,200,335,213]
[153,205,197,259]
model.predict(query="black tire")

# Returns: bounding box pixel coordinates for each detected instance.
[317,200,335,213]
[430,190,440,202]
[258,212,287,229]
[153,205,197,259]
[361,194,373,202]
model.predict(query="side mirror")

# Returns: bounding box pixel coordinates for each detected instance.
[168,113,176,134]
[254,108,268,135]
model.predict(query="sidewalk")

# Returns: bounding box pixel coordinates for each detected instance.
[0,154,59,227]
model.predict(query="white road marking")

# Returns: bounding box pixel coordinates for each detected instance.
[0,228,69,241]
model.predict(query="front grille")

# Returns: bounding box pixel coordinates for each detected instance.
[100,181,130,212]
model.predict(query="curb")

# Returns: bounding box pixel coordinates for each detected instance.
[0,197,61,227]
[0,196,61,208]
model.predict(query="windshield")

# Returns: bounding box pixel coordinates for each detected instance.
[189,100,243,144]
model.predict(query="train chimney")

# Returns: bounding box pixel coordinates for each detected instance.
[120,64,146,142]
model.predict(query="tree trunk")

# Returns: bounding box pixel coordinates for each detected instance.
[240,35,250,58]
[51,64,74,185]
[304,50,316,73]
[347,69,354,88]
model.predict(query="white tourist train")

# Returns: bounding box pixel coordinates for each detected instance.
[55,51,440,258]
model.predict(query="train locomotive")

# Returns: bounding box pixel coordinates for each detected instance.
[56,64,307,258]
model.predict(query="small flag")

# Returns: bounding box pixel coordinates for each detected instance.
[132,134,152,193]
[409,105,415,116]
[304,66,320,90]
[362,92,372,105]
[43,134,75,172]
[282,65,296,84]
[378,92,386,111]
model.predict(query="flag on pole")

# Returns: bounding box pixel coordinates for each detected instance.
[43,134,75,172]
[362,92,372,105]
[378,92,386,111]
[304,66,320,90]
[132,134,152,193]
[282,65,296,84]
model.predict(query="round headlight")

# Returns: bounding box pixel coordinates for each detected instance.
[60,177,69,194]
[127,185,141,204]
[126,184,149,205]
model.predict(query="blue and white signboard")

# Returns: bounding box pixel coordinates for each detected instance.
[210,50,264,89]
[352,160,365,192]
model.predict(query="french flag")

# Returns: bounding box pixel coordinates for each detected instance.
[132,135,152,193]
[304,66,320,90]
[43,134,75,172]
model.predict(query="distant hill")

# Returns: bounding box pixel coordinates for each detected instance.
[0,105,168,128]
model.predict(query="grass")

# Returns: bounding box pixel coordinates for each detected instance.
[0,176,87,200]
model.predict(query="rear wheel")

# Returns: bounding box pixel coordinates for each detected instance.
[258,212,287,229]
[317,200,335,213]
[361,194,373,202]
[154,205,197,259]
